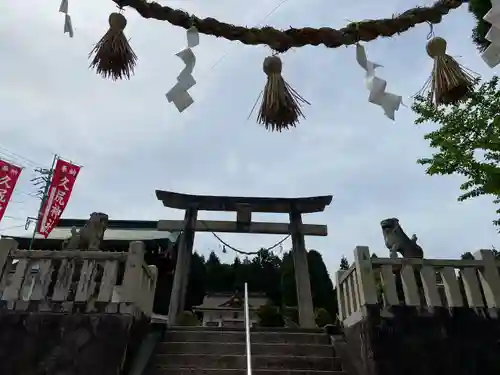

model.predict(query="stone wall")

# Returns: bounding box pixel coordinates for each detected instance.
[343,306,500,375]
[0,310,148,375]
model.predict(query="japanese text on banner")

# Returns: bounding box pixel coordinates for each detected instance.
[0,159,22,223]
[37,159,80,238]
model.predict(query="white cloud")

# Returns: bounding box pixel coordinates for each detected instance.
[0,0,498,278]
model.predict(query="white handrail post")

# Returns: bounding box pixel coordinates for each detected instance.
[244,282,252,375]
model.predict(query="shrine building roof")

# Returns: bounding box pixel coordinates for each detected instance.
[3,218,180,251]
[193,292,269,311]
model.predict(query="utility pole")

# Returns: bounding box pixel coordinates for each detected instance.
[27,154,58,250]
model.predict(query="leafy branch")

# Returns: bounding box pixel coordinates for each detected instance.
[412,76,500,228]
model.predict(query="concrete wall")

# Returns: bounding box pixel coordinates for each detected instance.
[0,310,148,375]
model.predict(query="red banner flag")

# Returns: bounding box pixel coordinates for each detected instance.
[0,159,22,223]
[37,158,80,238]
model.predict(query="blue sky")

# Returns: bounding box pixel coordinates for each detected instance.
[0,0,498,277]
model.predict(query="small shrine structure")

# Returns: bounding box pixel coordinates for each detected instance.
[193,291,269,328]
[155,190,333,328]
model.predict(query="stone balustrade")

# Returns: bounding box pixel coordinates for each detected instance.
[0,238,157,316]
[336,246,500,326]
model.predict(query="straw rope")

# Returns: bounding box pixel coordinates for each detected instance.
[112,0,464,52]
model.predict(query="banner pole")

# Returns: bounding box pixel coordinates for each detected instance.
[28,154,58,250]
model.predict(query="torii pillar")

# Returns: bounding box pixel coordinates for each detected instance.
[155,190,333,328]
[289,209,315,328]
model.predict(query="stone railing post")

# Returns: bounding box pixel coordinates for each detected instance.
[474,249,500,311]
[0,238,18,297]
[0,238,17,276]
[143,265,158,316]
[353,246,378,307]
[121,241,145,307]
[335,269,347,322]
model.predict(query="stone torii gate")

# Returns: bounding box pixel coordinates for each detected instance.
[155,190,333,328]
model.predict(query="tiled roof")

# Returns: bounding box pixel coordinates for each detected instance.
[7,228,180,242]
[194,293,269,310]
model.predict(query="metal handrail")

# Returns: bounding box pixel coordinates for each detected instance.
[244,282,252,375]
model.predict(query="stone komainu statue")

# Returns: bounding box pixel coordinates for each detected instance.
[58,213,109,301]
[62,212,109,250]
[380,218,424,259]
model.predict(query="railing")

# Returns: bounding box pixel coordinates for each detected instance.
[244,282,252,375]
[336,246,500,326]
[0,238,158,316]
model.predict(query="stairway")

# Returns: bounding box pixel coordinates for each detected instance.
[149,327,348,375]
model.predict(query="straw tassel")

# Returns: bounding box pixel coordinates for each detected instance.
[257,55,309,132]
[89,12,137,80]
[426,36,474,105]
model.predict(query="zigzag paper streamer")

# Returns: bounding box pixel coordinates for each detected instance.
[166,27,200,112]
[59,0,74,38]
[481,0,500,67]
[355,44,402,120]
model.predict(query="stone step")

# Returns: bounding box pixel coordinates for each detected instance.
[169,326,325,334]
[157,342,335,357]
[151,368,347,375]
[153,354,342,371]
[163,331,329,345]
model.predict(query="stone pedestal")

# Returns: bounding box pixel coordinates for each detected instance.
[343,306,500,375]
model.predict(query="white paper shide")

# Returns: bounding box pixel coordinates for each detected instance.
[355,44,402,120]
[166,27,200,112]
[482,0,500,68]
[58,0,74,38]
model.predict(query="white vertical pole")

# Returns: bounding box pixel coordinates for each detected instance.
[244,282,252,375]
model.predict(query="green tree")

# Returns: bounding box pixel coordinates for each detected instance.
[205,251,233,292]
[185,252,207,309]
[232,257,243,289]
[462,249,500,260]
[314,307,333,327]
[256,304,284,327]
[250,249,282,304]
[280,250,337,319]
[177,311,201,326]
[461,251,475,260]
[339,256,349,270]
[280,251,298,307]
[412,77,500,229]
[172,247,338,326]
[307,250,337,318]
